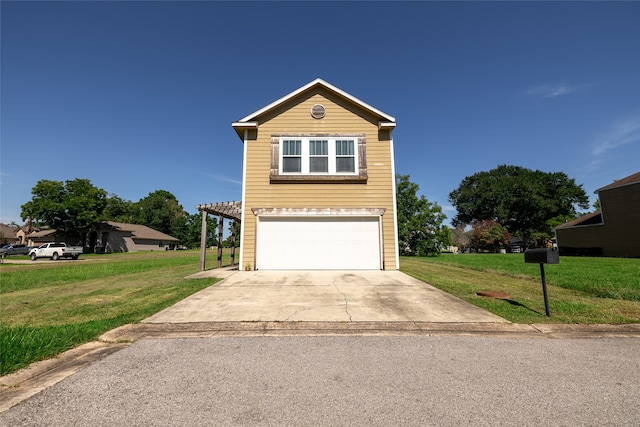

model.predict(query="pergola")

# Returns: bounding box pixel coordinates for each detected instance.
[195,201,242,271]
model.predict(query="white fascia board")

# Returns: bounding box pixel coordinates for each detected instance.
[236,78,396,124]
[379,121,397,130]
[231,121,258,141]
[231,121,258,129]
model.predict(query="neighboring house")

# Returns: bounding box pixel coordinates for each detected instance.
[16,227,27,244]
[25,222,179,253]
[26,228,59,246]
[0,223,20,245]
[555,171,640,257]
[86,221,179,253]
[231,78,398,270]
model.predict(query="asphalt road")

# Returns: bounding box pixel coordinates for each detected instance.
[1,336,638,426]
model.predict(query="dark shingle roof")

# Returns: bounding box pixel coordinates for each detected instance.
[103,222,179,241]
[555,211,603,229]
[595,171,640,193]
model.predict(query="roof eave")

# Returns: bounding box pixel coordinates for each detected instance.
[231,121,258,141]
[234,78,396,126]
[378,121,396,131]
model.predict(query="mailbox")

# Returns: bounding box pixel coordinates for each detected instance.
[524,248,559,264]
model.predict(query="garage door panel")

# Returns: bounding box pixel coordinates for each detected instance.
[257,217,381,270]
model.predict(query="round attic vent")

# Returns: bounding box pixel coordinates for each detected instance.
[311,104,326,119]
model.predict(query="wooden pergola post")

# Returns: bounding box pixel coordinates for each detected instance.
[217,215,224,268]
[199,211,208,271]
[230,220,236,266]
[195,201,242,272]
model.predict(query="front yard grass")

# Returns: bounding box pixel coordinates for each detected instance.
[0,250,226,376]
[400,254,640,324]
[2,251,638,377]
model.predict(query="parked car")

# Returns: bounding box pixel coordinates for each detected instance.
[29,242,84,261]
[1,244,30,255]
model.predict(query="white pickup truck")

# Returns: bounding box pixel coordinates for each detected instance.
[29,242,84,261]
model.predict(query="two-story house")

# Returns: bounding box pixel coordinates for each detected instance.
[230,79,399,270]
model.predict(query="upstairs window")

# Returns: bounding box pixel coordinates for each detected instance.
[278,137,358,175]
[335,140,355,173]
[282,140,302,173]
[309,140,328,173]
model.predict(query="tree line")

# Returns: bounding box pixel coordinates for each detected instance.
[397,165,589,255]
[21,164,589,255]
[20,179,219,249]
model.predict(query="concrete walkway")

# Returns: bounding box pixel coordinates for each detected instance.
[143,269,507,323]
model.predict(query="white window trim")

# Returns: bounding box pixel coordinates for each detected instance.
[278,137,358,176]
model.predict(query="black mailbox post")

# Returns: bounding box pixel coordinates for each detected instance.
[524,248,559,316]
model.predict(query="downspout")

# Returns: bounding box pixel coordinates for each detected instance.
[390,134,400,270]
[238,129,248,270]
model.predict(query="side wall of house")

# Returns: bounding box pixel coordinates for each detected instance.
[557,183,640,257]
[241,90,397,269]
[105,232,171,252]
[130,239,171,252]
[105,231,132,252]
[556,224,607,256]
[598,183,640,257]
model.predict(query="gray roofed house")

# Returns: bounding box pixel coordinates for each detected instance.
[24,222,179,253]
[0,223,20,245]
[25,228,59,246]
[87,221,179,253]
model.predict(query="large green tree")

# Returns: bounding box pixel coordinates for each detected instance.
[21,179,108,237]
[182,213,218,249]
[396,174,449,256]
[102,194,135,223]
[448,165,589,244]
[131,190,188,241]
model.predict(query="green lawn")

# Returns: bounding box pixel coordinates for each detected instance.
[0,250,226,376]
[2,250,638,377]
[400,254,640,325]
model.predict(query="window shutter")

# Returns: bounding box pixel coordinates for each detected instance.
[270,137,279,176]
[358,137,367,178]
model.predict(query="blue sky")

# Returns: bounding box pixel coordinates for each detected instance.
[2,1,639,227]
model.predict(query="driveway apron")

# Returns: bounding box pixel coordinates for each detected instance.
[143,270,507,323]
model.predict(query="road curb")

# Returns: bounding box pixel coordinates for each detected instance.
[2,321,639,413]
[99,321,640,341]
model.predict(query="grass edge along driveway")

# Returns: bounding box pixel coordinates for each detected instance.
[400,254,640,325]
[2,251,639,377]
[0,251,223,376]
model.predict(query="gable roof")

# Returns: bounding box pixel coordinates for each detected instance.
[555,210,603,229]
[101,221,179,241]
[232,78,396,140]
[595,171,640,193]
[27,228,58,239]
[0,223,19,239]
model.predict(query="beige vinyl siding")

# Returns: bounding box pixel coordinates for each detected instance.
[242,91,397,269]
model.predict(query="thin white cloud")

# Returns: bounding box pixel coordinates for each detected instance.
[526,83,578,98]
[216,176,242,186]
[592,114,640,157]
[196,171,242,186]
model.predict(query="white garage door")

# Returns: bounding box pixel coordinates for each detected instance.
[256,217,381,270]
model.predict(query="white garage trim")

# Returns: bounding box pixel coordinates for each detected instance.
[255,211,384,270]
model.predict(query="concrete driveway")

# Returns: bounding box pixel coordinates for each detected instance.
[143,269,507,323]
